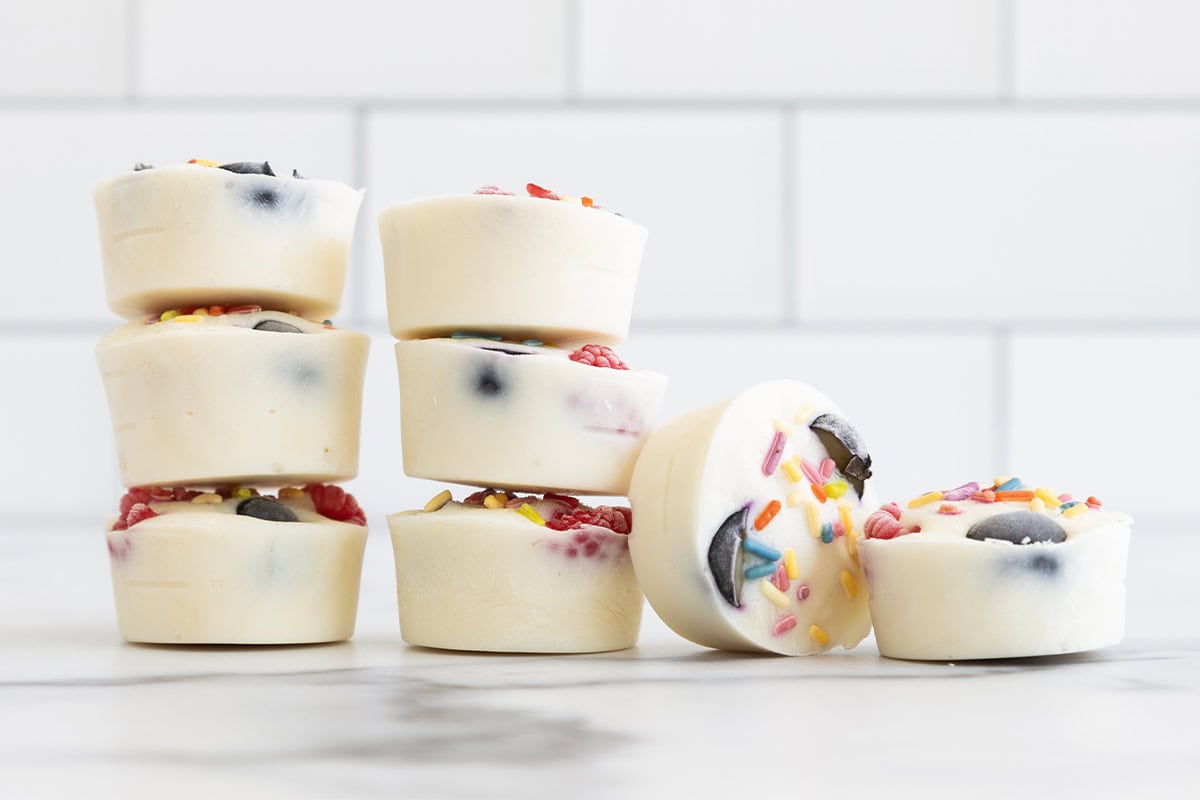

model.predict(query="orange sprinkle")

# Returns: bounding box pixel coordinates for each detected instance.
[1087,496,1103,508]
[581,196,594,207]
[994,490,1035,502]
[208,305,225,316]
[810,483,828,503]
[938,503,962,515]
[754,500,782,531]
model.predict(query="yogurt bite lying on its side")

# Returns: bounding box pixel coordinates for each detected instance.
[858,478,1132,661]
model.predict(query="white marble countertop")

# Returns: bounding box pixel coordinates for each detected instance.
[2,523,1197,799]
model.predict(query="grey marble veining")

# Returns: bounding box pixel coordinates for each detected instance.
[1,525,1198,799]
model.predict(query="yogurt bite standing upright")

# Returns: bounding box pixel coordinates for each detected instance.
[93,159,371,645]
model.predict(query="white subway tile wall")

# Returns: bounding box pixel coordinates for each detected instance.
[3,0,1193,527]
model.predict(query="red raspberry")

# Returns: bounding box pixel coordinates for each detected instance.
[113,497,158,531]
[546,505,632,535]
[474,184,514,195]
[118,488,153,517]
[543,492,581,509]
[526,182,560,200]
[305,483,367,526]
[568,344,629,370]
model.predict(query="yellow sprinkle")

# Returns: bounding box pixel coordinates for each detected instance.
[189,159,221,167]
[483,494,505,509]
[772,418,793,435]
[192,307,209,316]
[191,493,222,504]
[783,548,799,580]
[837,501,854,538]
[759,580,790,608]
[1030,497,1045,512]
[517,503,546,526]
[1064,503,1088,519]
[994,476,1011,488]
[787,490,807,508]
[159,309,181,322]
[805,501,822,537]
[231,487,256,499]
[840,570,858,600]
[1034,487,1060,507]
[809,624,830,645]
[909,490,943,508]
[795,403,815,424]
[423,489,453,512]
[171,314,202,323]
[847,528,860,559]
[781,456,805,484]
[824,479,849,500]
[278,487,304,499]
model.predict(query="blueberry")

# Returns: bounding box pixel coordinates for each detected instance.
[480,346,530,356]
[1025,553,1061,577]
[708,506,749,608]
[286,360,322,389]
[809,413,873,497]
[236,496,298,523]
[966,511,1066,544]
[474,364,506,397]
[292,169,306,179]
[245,187,280,209]
[220,161,276,176]
[253,319,303,334]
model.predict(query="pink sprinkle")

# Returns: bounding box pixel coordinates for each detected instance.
[938,503,962,516]
[771,562,790,592]
[971,490,997,503]
[833,521,845,537]
[1058,493,1073,503]
[942,482,979,502]
[773,614,798,636]
[474,184,514,195]
[800,458,824,485]
[761,431,787,476]
[819,458,835,481]
[797,584,811,602]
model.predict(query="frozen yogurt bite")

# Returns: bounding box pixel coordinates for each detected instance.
[858,478,1132,660]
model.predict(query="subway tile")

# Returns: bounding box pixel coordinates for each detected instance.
[796,111,1200,322]
[0,1,125,96]
[361,110,784,327]
[578,0,1002,98]
[0,337,119,518]
[1009,333,1198,521]
[619,330,998,504]
[1017,0,1200,97]
[138,0,566,98]
[3,110,353,324]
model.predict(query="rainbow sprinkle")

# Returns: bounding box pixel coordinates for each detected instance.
[783,548,800,580]
[809,625,830,646]
[909,491,943,509]
[839,570,858,600]
[781,457,805,484]
[805,502,822,537]
[744,562,777,580]
[772,614,798,636]
[754,500,782,531]
[516,503,546,526]
[743,537,782,561]
[423,490,453,513]
[761,431,788,476]
[759,580,790,608]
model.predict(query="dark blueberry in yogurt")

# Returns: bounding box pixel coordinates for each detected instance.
[220,161,276,177]
[1025,553,1061,577]
[481,346,531,356]
[708,506,749,608]
[236,496,299,523]
[253,319,304,334]
[967,511,1066,544]
[809,413,873,497]
[246,186,281,209]
[474,364,506,397]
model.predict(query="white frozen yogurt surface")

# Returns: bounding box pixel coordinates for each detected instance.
[96,311,369,488]
[378,194,647,345]
[388,499,642,653]
[628,380,876,655]
[95,164,362,319]
[858,486,1133,660]
[106,494,367,645]
[395,338,666,494]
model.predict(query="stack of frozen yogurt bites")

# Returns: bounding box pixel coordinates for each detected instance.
[93,160,371,644]
[378,183,667,653]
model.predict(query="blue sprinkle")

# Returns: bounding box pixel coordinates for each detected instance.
[1059,500,1082,510]
[744,562,776,580]
[821,522,834,544]
[522,339,543,347]
[742,538,782,561]
[997,477,1023,492]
